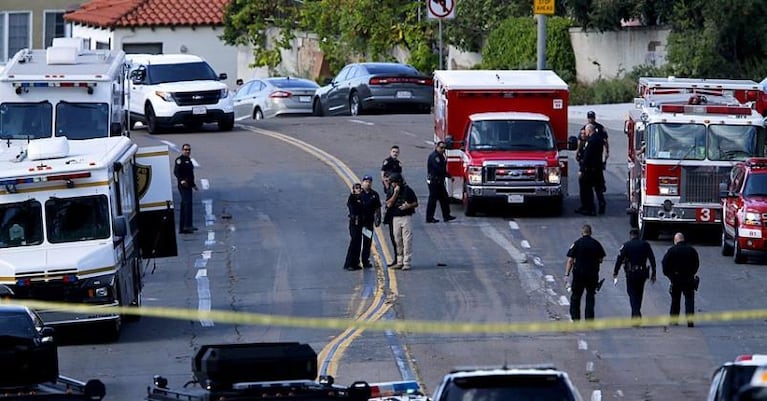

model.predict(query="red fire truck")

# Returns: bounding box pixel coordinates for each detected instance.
[626,77,767,240]
[637,77,767,115]
[432,70,574,216]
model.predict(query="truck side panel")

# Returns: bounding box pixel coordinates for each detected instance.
[136,145,178,258]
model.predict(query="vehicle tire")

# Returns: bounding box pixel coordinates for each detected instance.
[721,229,734,256]
[253,108,264,121]
[183,121,203,131]
[549,196,563,216]
[638,219,658,241]
[313,98,324,116]
[349,92,362,116]
[124,292,142,323]
[145,105,162,134]
[104,319,121,343]
[463,185,477,217]
[218,115,234,131]
[733,229,746,264]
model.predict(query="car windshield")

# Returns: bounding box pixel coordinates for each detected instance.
[55,102,110,139]
[708,125,765,161]
[743,174,767,197]
[0,102,53,140]
[646,123,707,160]
[270,79,319,89]
[146,62,218,84]
[0,312,36,338]
[0,200,44,249]
[722,365,759,401]
[443,375,578,401]
[469,120,555,151]
[45,195,110,243]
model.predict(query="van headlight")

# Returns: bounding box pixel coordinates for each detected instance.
[468,166,482,185]
[154,91,174,102]
[219,88,229,98]
[545,167,560,184]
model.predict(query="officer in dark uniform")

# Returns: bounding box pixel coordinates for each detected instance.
[613,228,656,319]
[380,145,402,192]
[576,125,606,216]
[584,111,609,214]
[382,172,399,267]
[662,232,700,327]
[359,175,382,268]
[425,141,456,223]
[173,143,197,234]
[344,183,364,270]
[565,224,606,320]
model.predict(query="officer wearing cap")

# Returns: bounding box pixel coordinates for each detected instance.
[426,141,456,223]
[359,175,382,268]
[381,145,402,192]
[174,143,198,234]
[565,224,606,320]
[613,228,656,319]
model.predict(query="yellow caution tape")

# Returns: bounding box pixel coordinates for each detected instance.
[6,299,767,333]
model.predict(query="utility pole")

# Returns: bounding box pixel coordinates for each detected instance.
[536,14,546,70]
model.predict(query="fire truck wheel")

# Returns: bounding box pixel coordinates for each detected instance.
[721,230,734,256]
[462,186,477,217]
[733,231,746,264]
[639,222,658,241]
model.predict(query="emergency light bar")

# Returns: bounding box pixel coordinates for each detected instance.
[0,172,91,187]
[659,104,752,115]
[12,82,96,88]
[369,381,421,398]
[745,159,767,168]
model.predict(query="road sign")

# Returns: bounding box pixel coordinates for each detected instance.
[534,0,555,15]
[427,0,455,19]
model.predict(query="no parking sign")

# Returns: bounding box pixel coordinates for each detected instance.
[427,0,455,19]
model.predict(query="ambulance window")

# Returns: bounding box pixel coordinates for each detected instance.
[56,102,110,139]
[45,195,110,243]
[0,102,52,140]
[0,200,43,248]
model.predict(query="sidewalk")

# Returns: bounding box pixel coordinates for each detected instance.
[568,103,633,129]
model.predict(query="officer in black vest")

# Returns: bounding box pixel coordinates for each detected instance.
[358,175,382,268]
[380,145,402,192]
[425,141,455,223]
[174,143,197,234]
[613,228,656,319]
[565,224,606,320]
[662,232,700,327]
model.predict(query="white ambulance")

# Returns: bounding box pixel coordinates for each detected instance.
[0,38,128,144]
[0,136,177,341]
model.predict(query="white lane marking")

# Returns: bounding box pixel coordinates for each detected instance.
[508,221,519,230]
[532,256,544,267]
[546,288,557,296]
[191,158,200,168]
[586,361,594,372]
[200,178,210,190]
[195,269,214,327]
[578,340,588,350]
[616,390,624,397]
[159,140,177,151]
[205,231,216,246]
[520,240,531,249]
[591,390,602,401]
[558,295,570,306]
[194,258,208,268]
[481,225,554,299]
[202,250,212,260]
[545,275,555,282]
[202,198,215,226]
[401,130,417,137]
[349,119,374,126]
[424,140,435,146]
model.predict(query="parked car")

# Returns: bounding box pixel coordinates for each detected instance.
[0,304,58,388]
[721,158,767,263]
[233,77,319,120]
[312,62,433,116]
[708,354,767,401]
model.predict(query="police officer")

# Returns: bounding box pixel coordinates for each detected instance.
[662,232,700,327]
[565,224,606,320]
[359,175,382,268]
[586,111,609,214]
[382,172,399,267]
[576,124,606,216]
[425,141,456,223]
[174,143,197,234]
[386,173,418,270]
[380,145,402,192]
[344,183,364,270]
[613,228,657,319]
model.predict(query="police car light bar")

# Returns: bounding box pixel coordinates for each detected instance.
[369,381,421,398]
[12,82,97,88]
[659,104,752,115]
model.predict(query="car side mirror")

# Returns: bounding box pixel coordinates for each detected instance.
[40,326,55,342]
[218,73,228,81]
[567,135,579,151]
[113,216,127,239]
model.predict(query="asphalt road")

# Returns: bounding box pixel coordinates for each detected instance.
[56,113,767,401]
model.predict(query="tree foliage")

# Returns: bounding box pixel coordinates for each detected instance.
[481,17,576,82]
[442,0,527,53]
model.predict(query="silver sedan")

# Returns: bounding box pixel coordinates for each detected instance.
[233,77,319,120]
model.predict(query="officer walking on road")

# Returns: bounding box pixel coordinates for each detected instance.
[174,143,198,234]
[613,228,657,319]
[359,175,382,268]
[343,183,364,270]
[565,224,606,320]
[381,145,402,192]
[426,141,456,223]
[662,232,700,327]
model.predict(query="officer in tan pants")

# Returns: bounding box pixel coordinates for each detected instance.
[386,173,418,270]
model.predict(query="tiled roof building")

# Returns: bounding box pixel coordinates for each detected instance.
[64,0,228,27]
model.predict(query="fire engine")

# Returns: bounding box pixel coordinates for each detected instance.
[432,70,574,216]
[0,37,128,144]
[0,136,177,340]
[721,158,767,263]
[626,77,767,240]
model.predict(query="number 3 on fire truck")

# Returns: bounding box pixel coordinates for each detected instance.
[696,208,712,222]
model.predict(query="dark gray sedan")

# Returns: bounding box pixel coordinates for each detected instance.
[312,62,433,116]
[233,77,319,120]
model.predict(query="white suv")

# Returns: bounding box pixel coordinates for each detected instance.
[126,54,234,134]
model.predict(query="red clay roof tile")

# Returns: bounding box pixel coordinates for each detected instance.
[65,0,229,27]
